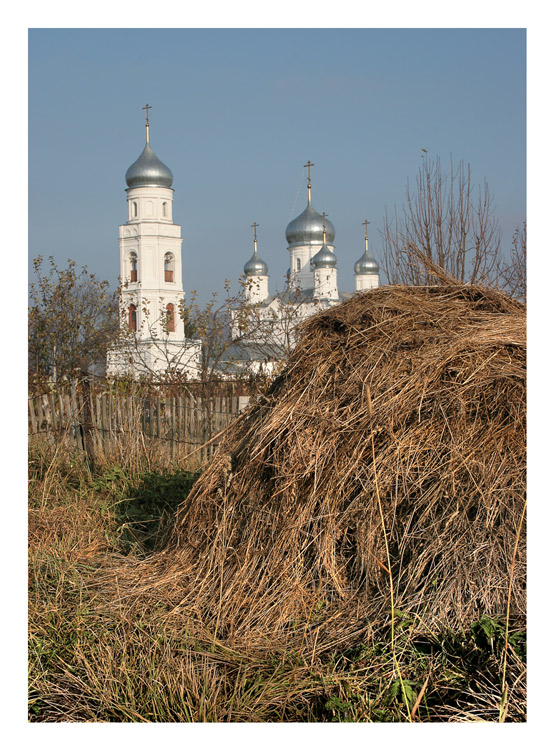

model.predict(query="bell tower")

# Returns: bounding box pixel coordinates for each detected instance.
[107,106,200,378]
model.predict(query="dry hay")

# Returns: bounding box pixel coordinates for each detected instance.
[113,284,526,648]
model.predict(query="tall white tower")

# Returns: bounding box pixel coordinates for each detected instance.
[354,220,380,291]
[285,161,336,291]
[107,105,200,378]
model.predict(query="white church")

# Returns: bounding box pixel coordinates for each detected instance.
[107,110,380,379]
[225,160,380,374]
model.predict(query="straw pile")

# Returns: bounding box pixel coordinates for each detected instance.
[127,284,526,645]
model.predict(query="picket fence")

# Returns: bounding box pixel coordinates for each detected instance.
[28,381,250,464]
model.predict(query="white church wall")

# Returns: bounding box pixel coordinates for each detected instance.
[244,275,269,304]
[355,273,380,291]
[126,185,174,223]
[314,267,339,300]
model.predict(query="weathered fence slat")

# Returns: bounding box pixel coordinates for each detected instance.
[58,392,66,436]
[49,393,58,434]
[36,396,44,434]
[29,398,38,435]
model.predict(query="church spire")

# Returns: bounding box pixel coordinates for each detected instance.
[125,104,173,189]
[243,221,269,303]
[244,221,268,278]
[354,219,380,290]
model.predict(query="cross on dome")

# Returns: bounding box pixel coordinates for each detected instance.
[142,103,152,142]
[362,219,371,250]
[251,221,259,247]
[304,160,315,201]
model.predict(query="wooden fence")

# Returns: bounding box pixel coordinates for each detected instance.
[28,381,250,464]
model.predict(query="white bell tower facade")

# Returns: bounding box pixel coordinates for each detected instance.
[107,106,200,378]
[120,185,185,342]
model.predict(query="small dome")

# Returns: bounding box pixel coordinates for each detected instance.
[312,244,337,269]
[244,251,268,277]
[286,201,336,247]
[125,142,173,188]
[354,248,379,275]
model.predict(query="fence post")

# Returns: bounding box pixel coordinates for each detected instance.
[28,397,38,435]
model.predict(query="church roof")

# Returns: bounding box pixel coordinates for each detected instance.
[285,200,336,248]
[313,244,337,269]
[258,287,352,307]
[354,247,380,274]
[125,141,174,189]
[244,250,269,277]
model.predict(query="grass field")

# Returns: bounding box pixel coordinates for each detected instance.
[28,436,526,722]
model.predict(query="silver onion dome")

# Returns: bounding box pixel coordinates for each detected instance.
[286,201,336,247]
[312,244,337,269]
[354,248,380,274]
[244,250,268,277]
[125,142,173,188]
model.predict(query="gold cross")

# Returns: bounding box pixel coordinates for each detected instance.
[142,104,152,142]
[251,221,259,251]
[304,160,314,184]
[322,212,328,241]
[362,219,371,239]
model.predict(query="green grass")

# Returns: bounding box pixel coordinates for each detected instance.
[28,437,526,722]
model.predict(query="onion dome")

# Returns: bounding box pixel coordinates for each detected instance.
[244,222,268,277]
[313,244,337,269]
[244,250,268,277]
[125,142,173,188]
[354,247,379,275]
[286,201,336,248]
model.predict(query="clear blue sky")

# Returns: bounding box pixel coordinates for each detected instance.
[28,28,526,303]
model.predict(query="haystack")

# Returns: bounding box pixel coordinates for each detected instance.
[132,285,526,645]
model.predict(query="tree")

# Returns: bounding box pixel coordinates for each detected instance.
[180,282,236,381]
[228,279,321,376]
[29,256,119,384]
[500,222,526,302]
[381,155,504,287]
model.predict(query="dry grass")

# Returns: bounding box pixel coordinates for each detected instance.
[29,283,526,721]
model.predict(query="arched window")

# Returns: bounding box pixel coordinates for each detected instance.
[129,252,138,282]
[164,252,175,282]
[132,201,138,218]
[296,257,301,272]
[128,304,137,332]
[162,201,168,218]
[165,303,175,333]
